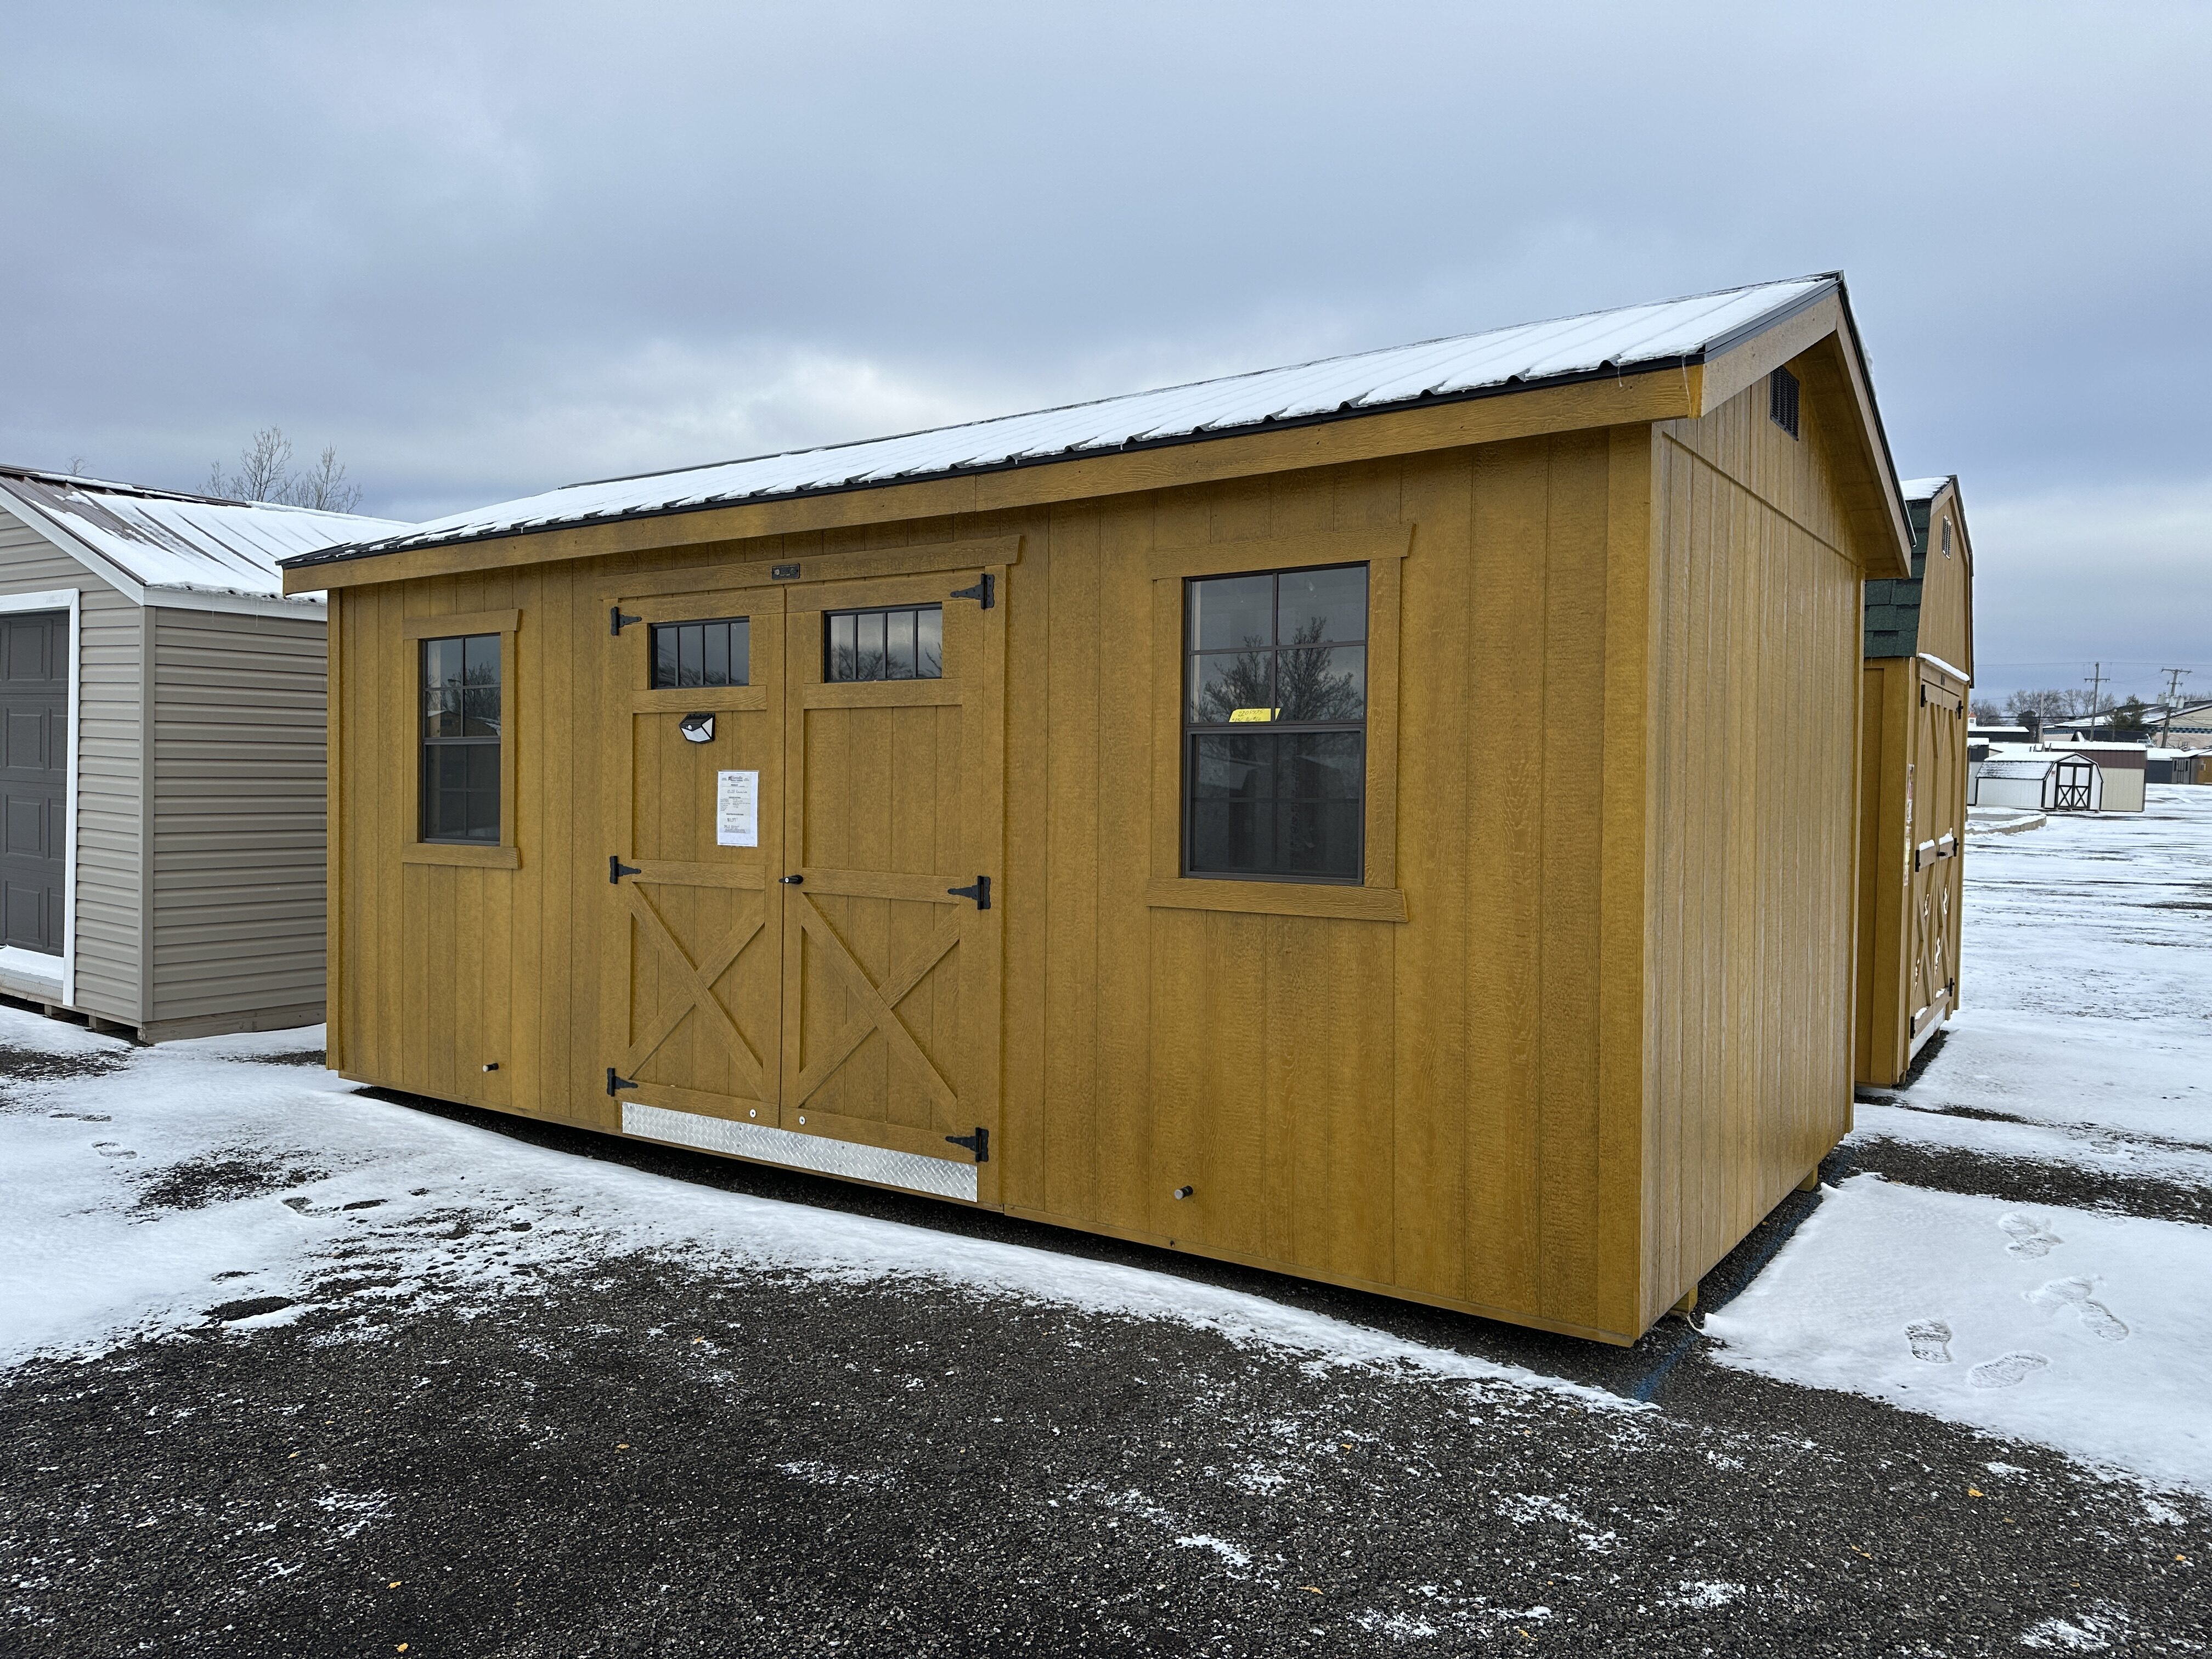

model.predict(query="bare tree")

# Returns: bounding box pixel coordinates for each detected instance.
[206,426,364,514]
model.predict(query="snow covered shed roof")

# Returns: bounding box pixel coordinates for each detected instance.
[0,466,410,611]
[284,272,1887,574]
[1900,477,1953,503]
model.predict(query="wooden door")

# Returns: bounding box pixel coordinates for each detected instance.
[1908,678,1961,1049]
[0,612,67,956]
[777,568,1005,1202]
[609,585,788,1128]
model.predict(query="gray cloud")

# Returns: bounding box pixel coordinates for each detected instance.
[4,1,2208,684]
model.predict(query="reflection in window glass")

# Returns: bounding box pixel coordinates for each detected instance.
[1182,563,1368,882]
[420,633,501,843]
[825,605,943,681]
[648,617,749,689]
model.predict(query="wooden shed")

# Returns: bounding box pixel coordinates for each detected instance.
[284,274,1912,1345]
[1854,475,1974,1086]
[0,466,405,1039]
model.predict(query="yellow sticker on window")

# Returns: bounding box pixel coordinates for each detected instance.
[1228,707,1278,723]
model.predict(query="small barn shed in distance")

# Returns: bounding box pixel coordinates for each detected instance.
[284,273,1912,1345]
[1855,475,1974,1086]
[0,467,407,1039]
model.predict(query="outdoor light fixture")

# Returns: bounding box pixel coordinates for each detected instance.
[679,712,715,743]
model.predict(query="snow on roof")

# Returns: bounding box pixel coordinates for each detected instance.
[286,273,1842,568]
[0,467,410,603]
[1900,476,1953,502]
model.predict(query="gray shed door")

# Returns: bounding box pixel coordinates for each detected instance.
[0,612,68,955]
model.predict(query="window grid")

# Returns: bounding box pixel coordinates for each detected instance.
[420,633,501,844]
[650,617,749,689]
[825,604,943,682]
[1183,563,1368,884]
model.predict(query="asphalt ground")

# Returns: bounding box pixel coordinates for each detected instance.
[3,1056,2207,1657]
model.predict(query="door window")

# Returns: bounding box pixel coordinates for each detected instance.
[824,605,943,682]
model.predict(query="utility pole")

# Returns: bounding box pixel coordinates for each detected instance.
[2083,662,2107,735]
[2159,667,2190,744]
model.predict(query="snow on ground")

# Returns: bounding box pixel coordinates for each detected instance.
[1705,1177,2212,1492]
[1710,787,2212,1493]
[0,1014,1612,1409]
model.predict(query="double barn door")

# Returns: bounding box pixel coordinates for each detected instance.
[605,561,1004,1203]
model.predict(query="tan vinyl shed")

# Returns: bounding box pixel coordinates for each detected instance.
[284,273,1914,1345]
[0,467,407,1040]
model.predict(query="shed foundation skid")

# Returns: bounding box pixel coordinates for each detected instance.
[300,277,1911,1344]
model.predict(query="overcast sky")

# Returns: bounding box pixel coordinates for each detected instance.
[5,2,2208,704]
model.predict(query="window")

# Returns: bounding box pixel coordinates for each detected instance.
[1769,366,1800,438]
[1184,564,1367,882]
[420,634,501,843]
[651,616,749,688]
[826,604,943,682]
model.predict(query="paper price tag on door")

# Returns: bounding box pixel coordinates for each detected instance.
[716,770,759,848]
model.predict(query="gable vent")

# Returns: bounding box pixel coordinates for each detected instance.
[1768,366,1801,438]
[1942,518,1953,556]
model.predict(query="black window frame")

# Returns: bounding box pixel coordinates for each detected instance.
[648,615,751,689]
[1181,562,1369,885]
[419,632,503,845]
[823,603,944,683]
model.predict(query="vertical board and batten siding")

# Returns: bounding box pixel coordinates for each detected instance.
[329,358,1869,1344]
[1643,374,1863,1325]
[146,606,328,1035]
[0,503,141,1020]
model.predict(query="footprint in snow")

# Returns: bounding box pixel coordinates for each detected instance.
[1998,1214,2062,1258]
[2033,1277,2130,1342]
[1905,1319,1954,1364]
[1968,1352,2051,1390]
[92,1141,138,1159]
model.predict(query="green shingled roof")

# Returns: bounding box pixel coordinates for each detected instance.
[1864,492,1934,658]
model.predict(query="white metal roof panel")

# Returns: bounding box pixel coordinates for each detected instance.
[0,469,409,603]
[292,273,1840,566]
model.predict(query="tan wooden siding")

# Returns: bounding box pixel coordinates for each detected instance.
[0,505,142,1020]
[1914,488,1973,677]
[146,607,327,1028]
[1643,374,1862,1326]
[1855,660,1912,1082]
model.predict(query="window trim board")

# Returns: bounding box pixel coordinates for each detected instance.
[402,609,520,863]
[1149,526,1408,907]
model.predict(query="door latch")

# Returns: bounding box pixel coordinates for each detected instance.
[779,873,805,885]
[948,572,994,610]
[610,606,641,635]
[610,855,640,883]
[946,875,990,910]
[944,1127,989,1163]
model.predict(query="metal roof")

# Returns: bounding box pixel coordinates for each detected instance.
[282,272,1844,570]
[0,466,410,604]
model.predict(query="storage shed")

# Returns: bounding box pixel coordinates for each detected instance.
[283,273,1913,1345]
[1854,475,1974,1086]
[0,466,405,1038]
[2051,742,2148,811]
[1972,753,2101,812]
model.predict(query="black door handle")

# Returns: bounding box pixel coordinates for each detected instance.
[780,873,804,885]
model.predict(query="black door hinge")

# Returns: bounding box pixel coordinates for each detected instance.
[607,1068,639,1096]
[611,606,641,635]
[949,572,994,610]
[947,874,990,910]
[610,855,640,883]
[944,1126,989,1163]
